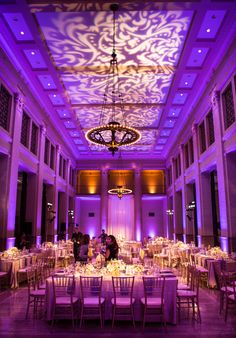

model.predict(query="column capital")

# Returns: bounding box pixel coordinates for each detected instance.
[191,122,198,135]
[14,93,24,112]
[101,169,108,175]
[134,169,141,176]
[211,90,220,108]
[56,144,61,153]
[179,143,184,152]
[40,124,47,135]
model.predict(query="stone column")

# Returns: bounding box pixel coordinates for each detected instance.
[179,144,187,242]
[134,170,142,241]
[64,159,71,237]
[6,93,24,248]
[192,123,202,246]
[211,90,229,251]
[35,124,46,245]
[52,145,60,242]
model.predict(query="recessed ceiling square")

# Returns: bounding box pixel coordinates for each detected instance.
[3,13,33,41]
[38,75,56,90]
[197,10,226,39]
[186,48,209,67]
[23,49,47,69]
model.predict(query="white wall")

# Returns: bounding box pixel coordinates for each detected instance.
[75,196,101,238]
[141,196,167,238]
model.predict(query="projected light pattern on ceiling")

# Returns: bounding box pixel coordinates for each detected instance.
[35,9,193,153]
[61,73,173,105]
[75,105,162,128]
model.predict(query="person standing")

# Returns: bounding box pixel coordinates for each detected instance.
[98,229,107,245]
[71,227,82,262]
[77,234,90,262]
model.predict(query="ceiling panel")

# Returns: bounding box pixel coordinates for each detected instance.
[3,13,33,41]
[186,48,209,67]
[23,49,47,69]
[37,75,57,90]
[197,10,226,39]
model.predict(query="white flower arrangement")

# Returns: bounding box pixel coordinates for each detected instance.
[106,259,126,276]
[95,253,105,268]
[2,247,19,259]
[207,246,228,259]
[43,241,53,248]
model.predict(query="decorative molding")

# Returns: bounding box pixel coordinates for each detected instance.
[211,90,220,108]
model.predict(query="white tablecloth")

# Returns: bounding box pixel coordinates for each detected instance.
[0,254,36,288]
[46,275,177,324]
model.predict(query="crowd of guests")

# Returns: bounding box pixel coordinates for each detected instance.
[71,227,119,263]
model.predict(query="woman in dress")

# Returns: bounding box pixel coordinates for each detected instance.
[104,235,119,261]
[77,234,90,262]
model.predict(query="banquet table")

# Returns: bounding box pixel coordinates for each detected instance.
[208,259,236,288]
[0,253,37,288]
[46,274,177,324]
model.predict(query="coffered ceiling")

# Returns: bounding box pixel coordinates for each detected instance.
[0,1,236,160]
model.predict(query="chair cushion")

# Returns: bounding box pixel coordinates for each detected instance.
[228,294,236,301]
[177,283,191,290]
[220,286,234,293]
[38,283,46,289]
[0,272,8,277]
[83,297,105,306]
[196,266,208,273]
[111,297,135,306]
[30,289,45,297]
[140,297,162,307]
[55,296,79,305]
[177,290,196,297]
[18,269,28,273]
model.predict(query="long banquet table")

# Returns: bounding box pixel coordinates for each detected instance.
[0,254,37,288]
[46,274,177,324]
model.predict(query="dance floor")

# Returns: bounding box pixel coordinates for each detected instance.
[0,286,236,338]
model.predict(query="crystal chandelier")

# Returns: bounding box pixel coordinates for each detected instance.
[108,151,132,199]
[85,4,141,156]
[108,185,132,199]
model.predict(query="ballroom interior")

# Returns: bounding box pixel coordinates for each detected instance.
[0,0,236,336]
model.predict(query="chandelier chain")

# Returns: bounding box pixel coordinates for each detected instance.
[85,3,141,156]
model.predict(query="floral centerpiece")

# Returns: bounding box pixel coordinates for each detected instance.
[207,246,228,259]
[106,259,126,276]
[2,247,19,259]
[133,264,144,275]
[77,262,96,275]
[43,241,53,248]
[95,253,105,268]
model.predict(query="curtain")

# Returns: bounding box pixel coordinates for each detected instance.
[107,194,134,240]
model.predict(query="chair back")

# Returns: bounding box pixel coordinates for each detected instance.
[80,276,103,302]
[35,262,44,287]
[26,267,37,292]
[52,275,76,301]
[186,264,196,289]
[191,267,201,297]
[222,271,236,296]
[112,276,134,305]
[228,275,236,301]
[142,276,165,306]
